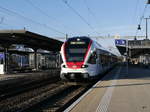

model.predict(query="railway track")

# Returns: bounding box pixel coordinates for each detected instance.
[0,76,60,101]
[27,68,116,112]
[0,73,102,112]
[0,78,92,112]
[0,70,60,100]
[0,67,116,112]
[26,84,90,112]
[0,81,63,112]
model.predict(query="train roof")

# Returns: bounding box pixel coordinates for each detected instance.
[66,36,118,57]
[67,36,91,41]
[93,39,118,57]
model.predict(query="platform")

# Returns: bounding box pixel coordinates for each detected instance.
[65,64,150,112]
[0,69,60,83]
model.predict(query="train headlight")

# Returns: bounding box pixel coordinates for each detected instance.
[81,65,88,68]
[62,65,66,68]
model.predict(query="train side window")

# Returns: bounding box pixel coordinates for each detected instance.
[88,52,97,64]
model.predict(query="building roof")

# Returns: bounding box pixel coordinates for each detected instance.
[0,30,63,51]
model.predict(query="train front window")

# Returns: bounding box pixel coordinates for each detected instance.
[65,38,90,62]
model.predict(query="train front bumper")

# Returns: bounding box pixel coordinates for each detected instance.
[60,67,95,80]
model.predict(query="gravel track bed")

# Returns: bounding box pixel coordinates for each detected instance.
[25,83,93,112]
[0,70,60,87]
[0,70,102,112]
[0,76,59,101]
[0,70,60,100]
[40,86,86,112]
[0,81,68,112]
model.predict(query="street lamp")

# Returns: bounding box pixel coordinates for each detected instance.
[147,0,150,4]
[137,24,141,30]
[137,17,150,39]
[144,17,150,39]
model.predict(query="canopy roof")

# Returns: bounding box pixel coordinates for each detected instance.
[0,30,63,51]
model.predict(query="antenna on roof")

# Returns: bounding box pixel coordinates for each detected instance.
[23,27,26,30]
[65,34,68,40]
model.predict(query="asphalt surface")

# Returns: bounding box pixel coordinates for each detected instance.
[67,64,150,112]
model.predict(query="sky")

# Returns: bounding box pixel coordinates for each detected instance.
[0,0,149,51]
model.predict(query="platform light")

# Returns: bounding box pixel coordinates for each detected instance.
[138,24,141,30]
[77,38,80,41]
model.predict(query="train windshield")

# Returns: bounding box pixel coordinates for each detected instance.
[65,38,91,62]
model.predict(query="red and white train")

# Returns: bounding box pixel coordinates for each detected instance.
[60,36,118,81]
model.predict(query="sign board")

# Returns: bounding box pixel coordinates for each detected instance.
[0,65,4,74]
[115,39,126,46]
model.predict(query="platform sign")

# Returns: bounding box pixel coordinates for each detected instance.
[115,39,126,46]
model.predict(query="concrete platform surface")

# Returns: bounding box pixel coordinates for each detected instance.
[65,65,150,112]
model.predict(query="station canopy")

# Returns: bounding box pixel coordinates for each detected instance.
[0,30,63,51]
[115,39,150,58]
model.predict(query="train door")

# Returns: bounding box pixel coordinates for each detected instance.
[98,53,103,74]
[87,51,98,76]
[95,50,99,75]
[100,54,107,72]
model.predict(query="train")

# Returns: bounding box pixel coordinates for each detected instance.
[60,36,118,82]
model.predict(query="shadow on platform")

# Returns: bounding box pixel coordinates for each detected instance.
[93,82,150,89]
[101,64,150,81]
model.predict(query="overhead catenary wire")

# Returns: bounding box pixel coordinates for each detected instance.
[0,17,4,24]
[0,5,66,35]
[0,22,15,29]
[83,0,114,39]
[135,4,148,37]
[62,0,101,35]
[25,0,80,36]
[132,0,140,24]
[0,15,17,28]
[83,0,107,39]
[0,17,11,27]
[84,0,97,22]
[0,10,32,29]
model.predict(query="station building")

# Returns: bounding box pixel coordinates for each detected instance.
[115,37,150,66]
[0,30,63,74]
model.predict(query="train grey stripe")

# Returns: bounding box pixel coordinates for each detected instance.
[96,67,121,112]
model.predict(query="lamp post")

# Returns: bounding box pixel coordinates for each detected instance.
[146,0,150,38]
[66,34,68,40]
[137,0,150,39]
[144,17,150,39]
[147,0,150,4]
[137,17,150,40]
